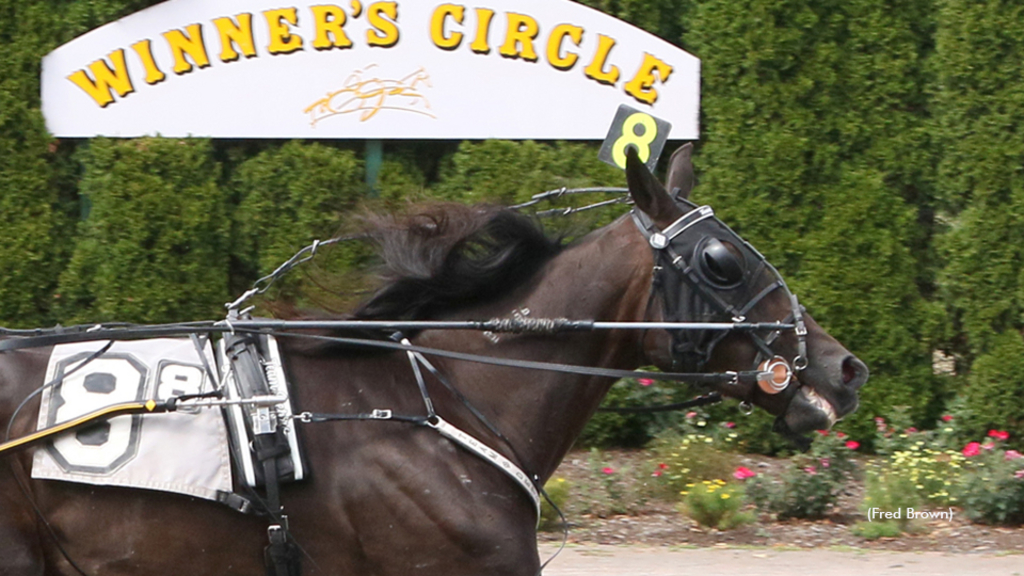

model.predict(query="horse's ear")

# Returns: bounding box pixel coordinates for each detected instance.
[665,143,695,201]
[626,147,682,226]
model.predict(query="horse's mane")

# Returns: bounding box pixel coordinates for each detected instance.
[351,203,563,321]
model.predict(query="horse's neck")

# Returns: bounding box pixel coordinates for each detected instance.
[428,216,653,480]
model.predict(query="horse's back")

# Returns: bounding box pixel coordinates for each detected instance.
[0,345,540,576]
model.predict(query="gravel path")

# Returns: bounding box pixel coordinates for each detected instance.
[537,545,1024,576]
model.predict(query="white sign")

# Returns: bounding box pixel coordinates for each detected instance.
[41,0,700,139]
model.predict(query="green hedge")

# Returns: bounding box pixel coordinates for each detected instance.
[934,0,1024,442]
[687,0,942,441]
[56,138,229,324]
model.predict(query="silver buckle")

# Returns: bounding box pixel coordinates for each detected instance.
[370,409,393,420]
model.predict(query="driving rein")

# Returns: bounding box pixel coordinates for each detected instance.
[0,200,810,576]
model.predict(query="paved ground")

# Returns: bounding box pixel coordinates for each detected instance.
[537,544,1024,576]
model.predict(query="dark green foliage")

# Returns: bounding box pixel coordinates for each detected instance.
[436,140,623,205]
[935,0,1024,438]
[957,332,1024,444]
[232,141,364,306]
[574,0,693,49]
[56,138,229,323]
[689,0,941,440]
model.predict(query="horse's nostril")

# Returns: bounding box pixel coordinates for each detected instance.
[841,355,868,389]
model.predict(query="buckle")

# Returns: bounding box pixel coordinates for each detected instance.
[370,409,393,420]
[267,524,287,545]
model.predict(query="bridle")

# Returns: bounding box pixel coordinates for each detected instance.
[630,200,809,402]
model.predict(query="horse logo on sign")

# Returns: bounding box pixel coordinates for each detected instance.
[304,64,436,126]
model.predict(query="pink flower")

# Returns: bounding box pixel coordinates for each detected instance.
[942,415,954,422]
[906,427,918,434]
[733,466,756,480]
[1004,450,1023,461]
[836,432,847,439]
[817,430,830,437]
[963,442,982,458]
[988,430,1010,441]
[845,441,860,450]
[1015,469,1024,480]
[724,422,736,429]
[804,465,817,475]
[982,442,995,451]
[638,378,654,387]
[685,411,697,419]
[820,458,831,468]
[601,467,615,475]
[652,471,662,477]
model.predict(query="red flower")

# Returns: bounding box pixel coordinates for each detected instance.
[724,422,736,429]
[658,462,669,470]
[962,442,981,457]
[651,471,662,477]
[601,467,615,475]
[733,466,756,480]
[845,441,860,450]
[817,430,830,436]
[836,432,847,439]
[988,430,1010,441]
[638,378,654,387]
[941,415,954,422]
[906,427,918,434]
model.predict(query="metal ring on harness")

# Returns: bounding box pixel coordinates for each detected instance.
[756,356,792,395]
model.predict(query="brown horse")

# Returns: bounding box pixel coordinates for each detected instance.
[0,148,867,575]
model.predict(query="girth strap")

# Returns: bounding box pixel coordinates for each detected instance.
[427,415,542,520]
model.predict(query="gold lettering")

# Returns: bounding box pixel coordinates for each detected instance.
[265,8,304,54]
[624,53,673,104]
[311,5,353,50]
[431,4,464,50]
[366,2,399,48]
[499,13,539,62]
[67,49,135,107]
[212,14,257,62]
[163,24,211,74]
[470,8,494,54]
[584,34,619,86]
[130,40,166,85]
[546,24,583,71]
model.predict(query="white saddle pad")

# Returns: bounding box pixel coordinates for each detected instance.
[31,338,233,501]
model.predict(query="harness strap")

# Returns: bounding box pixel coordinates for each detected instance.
[426,415,542,520]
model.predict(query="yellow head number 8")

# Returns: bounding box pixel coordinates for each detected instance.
[611,113,658,168]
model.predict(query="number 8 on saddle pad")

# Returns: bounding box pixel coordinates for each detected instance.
[31,338,234,501]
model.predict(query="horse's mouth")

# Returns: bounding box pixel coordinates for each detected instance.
[779,384,856,437]
[804,386,838,426]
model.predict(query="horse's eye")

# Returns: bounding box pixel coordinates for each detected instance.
[699,238,744,286]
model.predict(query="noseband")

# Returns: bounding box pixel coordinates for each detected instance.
[631,203,809,398]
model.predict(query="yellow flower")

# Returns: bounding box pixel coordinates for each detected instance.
[720,493,731,499]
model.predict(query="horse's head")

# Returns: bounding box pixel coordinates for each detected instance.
[626,146,867,437]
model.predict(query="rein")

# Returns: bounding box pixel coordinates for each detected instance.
[0,191,810,576]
